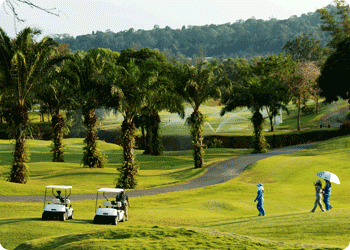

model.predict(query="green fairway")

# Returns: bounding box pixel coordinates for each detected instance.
[99,99,349,136]
[1,136,350,249]
[0,139,250,195]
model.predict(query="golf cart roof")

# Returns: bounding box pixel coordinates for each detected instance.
[46,185,72,189]
[97,188,124,193]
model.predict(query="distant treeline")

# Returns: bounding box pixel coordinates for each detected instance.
[52,5,339,58]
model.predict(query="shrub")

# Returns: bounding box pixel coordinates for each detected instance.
[339,120,350,133]
[206,138,223,148]
[301,105,314,115]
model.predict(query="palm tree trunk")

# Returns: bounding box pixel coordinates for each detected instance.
[297,96,301,131]
[118,114,138,189]
[190,108,204,168]
[266,107,274,132]
[51,107,65,162]
[251,109,269,153]
[10,106,29,184]
[82,108,105,168]
[141,124,146,150]
[150,111,162,156]
[144,116,151,155]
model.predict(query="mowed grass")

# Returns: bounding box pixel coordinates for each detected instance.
[100,99,349,137]
[1,136,350,249]
[0,139,250,195]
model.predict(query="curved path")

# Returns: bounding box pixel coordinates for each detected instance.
[0,143,316,203]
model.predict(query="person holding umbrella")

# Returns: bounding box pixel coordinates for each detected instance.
[254,183,265,216]
[316,171,340,211]
[323,180,333,211]
[311,180,325,212]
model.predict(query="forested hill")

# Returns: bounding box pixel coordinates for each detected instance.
[52,5,336,58]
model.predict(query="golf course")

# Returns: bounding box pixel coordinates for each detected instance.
[0,100,349,250]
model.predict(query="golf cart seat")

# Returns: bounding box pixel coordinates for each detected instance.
[51,198,70,205]
[103,201,112,207]
[113,201,122,209]
[52,198,61,204]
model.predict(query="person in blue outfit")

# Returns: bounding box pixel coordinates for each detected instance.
[254,183,265,216]
[323,180,333,211]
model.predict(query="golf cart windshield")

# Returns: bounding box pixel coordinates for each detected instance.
[95,188,125,212]
[44,185,72,207]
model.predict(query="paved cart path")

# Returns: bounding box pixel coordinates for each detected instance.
[0,143,315,203]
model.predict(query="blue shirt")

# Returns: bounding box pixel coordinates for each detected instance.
[254,189,264,202]
[324,183,331,196]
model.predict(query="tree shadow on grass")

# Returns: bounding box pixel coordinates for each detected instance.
[34,171,114,180]
[0,217,42,225]
[0,217,94,226]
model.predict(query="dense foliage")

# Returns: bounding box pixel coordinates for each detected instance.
[318,37,350,102]
[0,27,69,183]
[52,5,341,59]
[1,0,349,185]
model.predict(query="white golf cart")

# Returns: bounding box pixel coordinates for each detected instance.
[42,185,74,221]
[94,188,126,225]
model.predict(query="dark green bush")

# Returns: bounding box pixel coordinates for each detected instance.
[206,138,223,148]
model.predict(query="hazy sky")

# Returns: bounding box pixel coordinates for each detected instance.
[0,0,347,38]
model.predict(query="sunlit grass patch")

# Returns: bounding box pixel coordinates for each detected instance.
[0,139,249,195]
[15,225,333,250]
[2,135,350,249]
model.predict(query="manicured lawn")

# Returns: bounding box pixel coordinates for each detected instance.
[1,136,350,249]
[100,99,349,137]
[0,139,250,195]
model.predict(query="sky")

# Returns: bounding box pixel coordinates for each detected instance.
[0,0,348,38]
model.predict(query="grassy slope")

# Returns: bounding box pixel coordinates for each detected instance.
[0,139,249,195]
[100,99,349,136]
[1,136,350,249]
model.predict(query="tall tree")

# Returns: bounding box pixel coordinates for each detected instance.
[174,60,220,168]
[221,54,295,152]
[114,58,153,188]
[282,34,326,115]
[118,47,184,156]
[0,27,68,183]
[282,33,329,62]
[317,37,350,103]
[289,61,320,130]
[36,44,75,162]
[317,0,350,50]
[71,49,115,168]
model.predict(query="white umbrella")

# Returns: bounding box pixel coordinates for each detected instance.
[316,171,340,184]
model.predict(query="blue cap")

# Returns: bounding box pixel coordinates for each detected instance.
[256,183,263,187]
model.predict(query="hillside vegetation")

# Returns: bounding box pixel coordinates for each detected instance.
[52,5,339,58]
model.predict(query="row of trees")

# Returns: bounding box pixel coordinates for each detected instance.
[52,3,338,59]
[0,27,323,187]
[0,0,348,188]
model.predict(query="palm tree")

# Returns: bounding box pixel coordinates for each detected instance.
[114,54,164,188]
[70,49,116,168]
[114,59,145,188]
[117,47,184,156]
[0,27,69,183]
[36,44,75,162]
[174,60,220,168]
[221,55,295,153]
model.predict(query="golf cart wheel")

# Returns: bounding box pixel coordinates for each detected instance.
[122,214,126,222]
[111,216,118,225]
[60,212,68,221]
[93,215,99,224]
[69,211,74,220]
[42,212,48,220]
